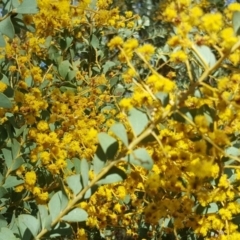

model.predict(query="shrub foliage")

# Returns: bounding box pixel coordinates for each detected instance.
[1,0,240,239]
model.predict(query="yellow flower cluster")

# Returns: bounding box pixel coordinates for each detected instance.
[3,0,240,239]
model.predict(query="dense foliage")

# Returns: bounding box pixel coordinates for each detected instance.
[1,0,240,239]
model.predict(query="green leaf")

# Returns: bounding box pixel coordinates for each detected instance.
[66,36,73,49]
[2,148,12,169]
[73,158,81,174]
[59,180,69,211]
[18,214,40,237]
[96,166,127,185]
[66,175,82,196]
[48,191,62,220]
[125,148,153,170]
[0,34,6,47]
[155,92,169,107]
[0,228,20,240]
[16,0,39,14]
[25,76,33,87]
[0,16,15,39]
[110,123,128,147]
[81,159,89,188]
[11,139,20,160]
[93,145,106,175]
[98,132,117,153]
[0,93,12,108]
[233,11,240,36]
[194,45,216,68]
[11,0,22,8]
[9,156,24,173]
[0,215,8,228]
[3,176,24,188]
[112,83,125,97]
[84,188,92,199]
[1,74,10,85]
[90,34,99,49]
[0,187,7,198]
[98,132,118,159]
[45,36,52,48]
[103,61,116,74]
[128,108,149,136]
[68,70,77,81]
[225,146,240,156]
[206,203,219,214]
[58,60,71,79]
[61,208,88,222]
[38,205,52,231]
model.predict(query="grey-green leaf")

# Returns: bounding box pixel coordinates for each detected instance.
[194,45,216,68]
[128,108,149,136]
[61,208,88,222]
[155,92,169,107]
[233,11,240,36]
[93,151,106,175]
[0,228,20,240]
[16,0,39,14]
[66,174,82,196]
[9,156,24,173]
[98,132,117,154]
[12,139,21,160]
[206,203,219,214]
[58,60,71,79]
[18,214,40,237]
[0,34,5,47]
[103,61,116,74]
[110,123,128,147]
[0,93,12,108]
[0,16,15,39]
[96,166,127,185]
[3,176,24,188]
[91,34,99,49]
[225,146,240,156]
[0,187,7,198]
[38,205,52,230]
[0,215,7,228]
[48,191,62,220]
[2,148,12,169]
[125,148,153,170]
[81,159,89,188]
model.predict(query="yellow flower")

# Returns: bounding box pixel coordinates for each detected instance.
[33,186,41,195]
[219,208,232,220]
[14,184,25,192]
[40,151,51,165]
[125,11,133,18]
[201,13,223,33]
[37,120,49,132]
[77,228,87,240]
[136,44,155,60]
[119,98,133,111]
[194,115,209,133]
[220,28,238,50]
[162,3,177,22]
[37,192,49,202]
[0,82,7,92]
[16,165,25,177]
[25,171,37,186]
[108,36,124,50]
[170,50,187,62]
[116,186,126,200]
[9,65,17,72]
[189,6,203,25]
